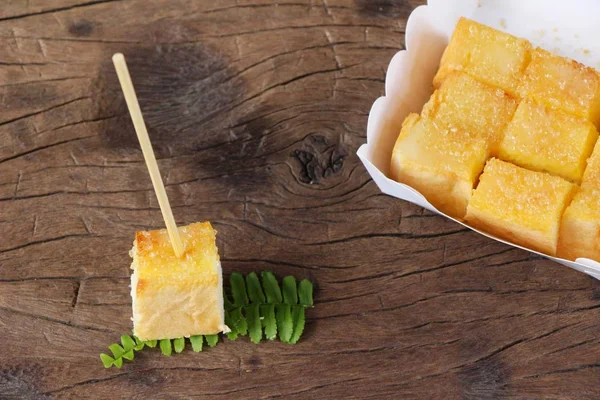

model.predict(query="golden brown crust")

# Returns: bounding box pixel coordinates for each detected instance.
[434,17,531,98]
[465,159,576,256]
[467,210,553,255]
[557,218,600,261]
[519,47,600,126]
[557,188,600,261]
[135,221,216,259]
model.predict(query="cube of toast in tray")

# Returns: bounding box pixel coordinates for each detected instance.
[558,140,600,261]
[498,98,599,183]
[131,222,226,340]
[390,113,489,219]
[519,48,600,126]
[581,139,600,188]
[433,17,532,98]
[557,187,600,261]
[424,72,518,154]
[465,158,576,256]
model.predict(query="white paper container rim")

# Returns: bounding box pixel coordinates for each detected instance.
[357,0,600,279]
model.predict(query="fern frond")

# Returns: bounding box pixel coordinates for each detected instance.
[246,303,261,344]
[261,271,282,303]
[133,336,145,351]
[190,335,203,352]
[100,353,115,368]
[246,272,266,303]
[276,304,293,343]
[205,334,219,347]
[282,276,298,305]
[298,279,314,307]
[101,271,315,368]
[159,339,172,356]
[230,273,249,306]
[289,306,305,344]
[121,335,136,351]
[261,304,277,340]
[173,337,185,353]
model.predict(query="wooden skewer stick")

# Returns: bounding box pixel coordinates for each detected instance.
[112,53,184,258]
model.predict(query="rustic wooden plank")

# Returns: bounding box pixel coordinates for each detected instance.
[0,0,598,399]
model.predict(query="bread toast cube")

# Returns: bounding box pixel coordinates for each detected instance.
[557,140,600,261]
[433,17,532,98]
[557,187,600,261]
[465,159,576,255]
[581,139,600,188]
[424,72,518,153]
[130,222,226,340]
[519,48,600,126]
[498,99,599,183]
[390,113,489,219]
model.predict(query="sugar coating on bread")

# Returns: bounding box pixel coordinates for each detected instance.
[392,17,600,260]
[498,99,598,183]
[390,113,489,219]
[433,17,532,98]
[424,72,517,154]
[130,221,226,340]
[466,159,576,255]
[519,48,600,127]
[557,140,600,261]
[581,139,600,188]
[557,187,600,261]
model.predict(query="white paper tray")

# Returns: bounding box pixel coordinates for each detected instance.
[357,0,600,279]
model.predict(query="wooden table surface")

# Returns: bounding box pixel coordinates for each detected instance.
[1,1,599,399]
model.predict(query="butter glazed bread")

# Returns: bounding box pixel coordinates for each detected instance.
[519,48,600,127]
[466,159,575,255]
[391,112,489,218]
[498,98,598,183]
[391,72,516,218]
[433,17,532,98]
[390,17,600,261]
[558,141,600,261]
[130,222,227,340]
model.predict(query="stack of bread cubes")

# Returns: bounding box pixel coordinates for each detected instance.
[391,17,600,261]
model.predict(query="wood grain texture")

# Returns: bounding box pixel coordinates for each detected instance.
[0,0,598,399]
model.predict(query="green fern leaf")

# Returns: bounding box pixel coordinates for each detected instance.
[121,335,136,351]
[205,334,219,347]
[224,292,233,309]
[298,279,314,307]
[113,357,123,369]
[246,272,266,303]
[160,339,172,356]
[261,304,277,340]
[122,349,135,361]
[133,336,145,351]
[100,353,115,368]
[246,303,262,344]
[276,304,293,343]
[261,271,282,303]
[190,335,203,352]
[108,343,125,359]
[224,311,239,340]
[229,307,247,336]
[230,273,249,306]
[289,306,306,344]
[282,276,298,305]
[144,339,158,348]
[225,328,239,340]
[173,337,185,353]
